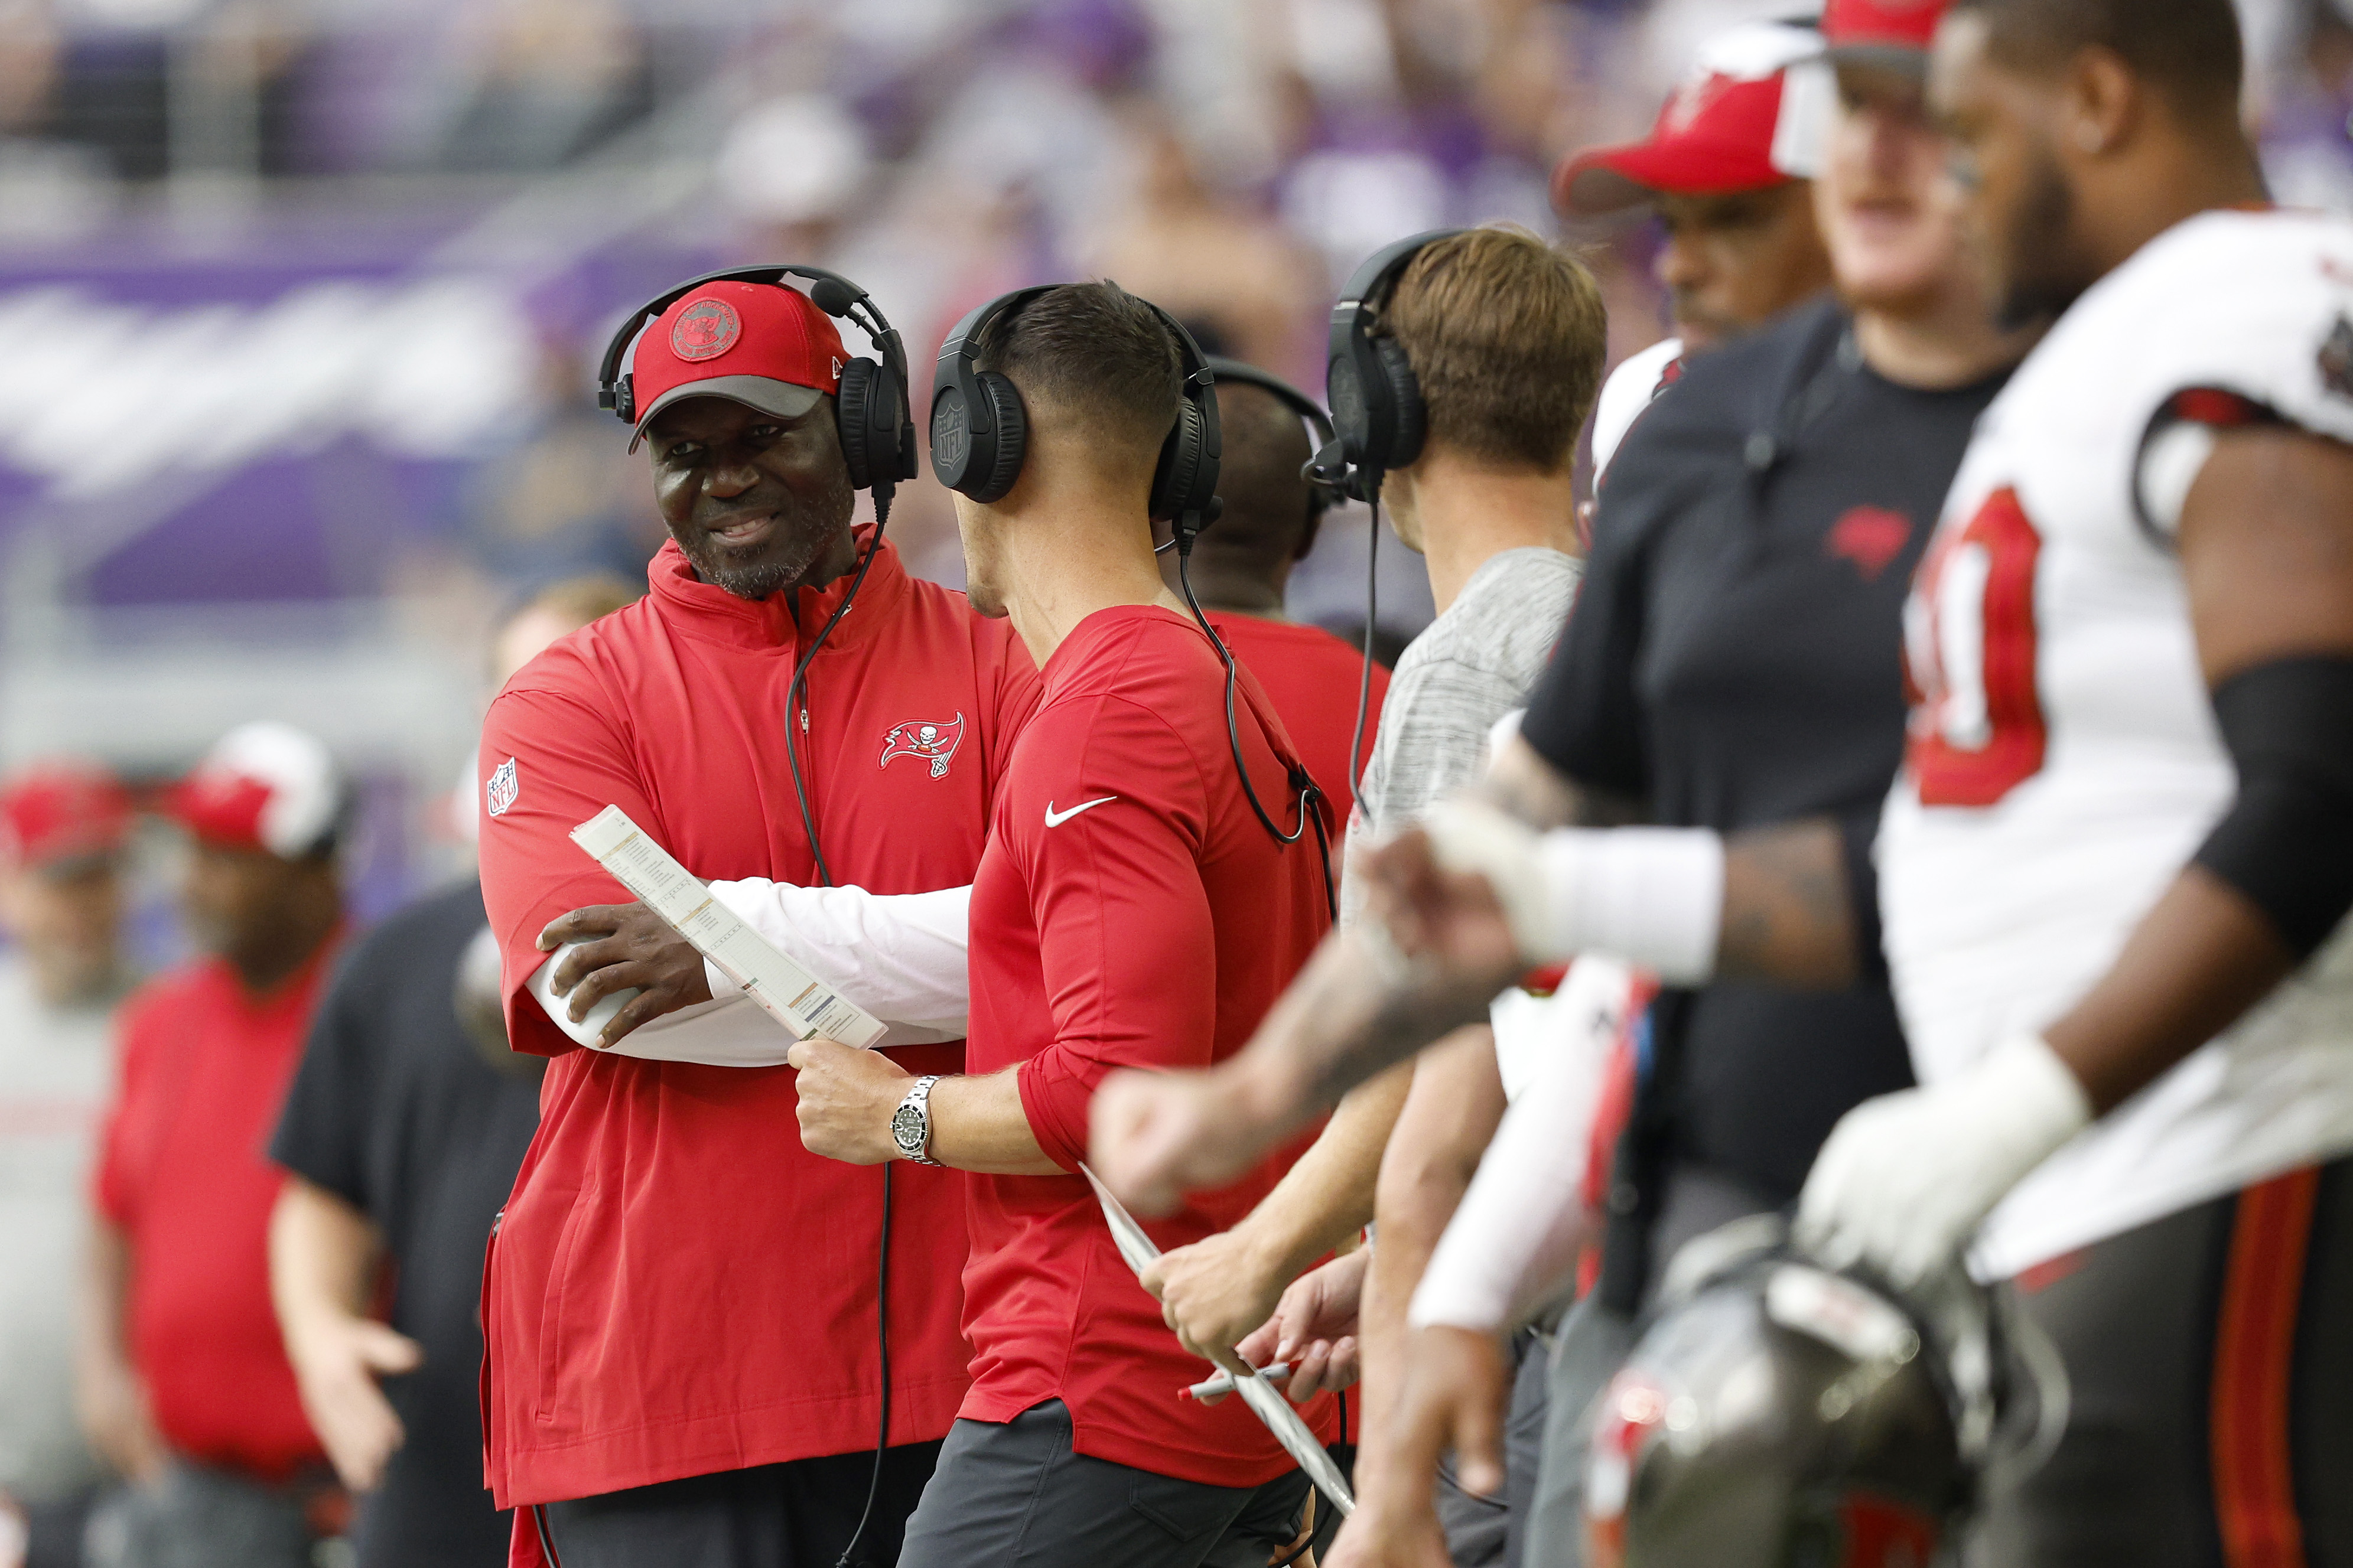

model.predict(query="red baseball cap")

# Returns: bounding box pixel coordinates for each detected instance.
[1822,0,1950,67]
[624,279,848,451]
[164,722,346,860]
[0,762,132,873]
[1554,19,1831,216]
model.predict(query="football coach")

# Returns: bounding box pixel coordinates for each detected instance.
[785,281,1340,1568]
[474,268,1037,1568]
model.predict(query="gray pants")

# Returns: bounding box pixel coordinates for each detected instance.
[1433,1329,1551,1568]
[896,1400,1325,1568]
[82,1461,327,1568]
[1523,1166,1776,1568]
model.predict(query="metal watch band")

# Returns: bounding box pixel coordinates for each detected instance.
[893,1074,943,1166]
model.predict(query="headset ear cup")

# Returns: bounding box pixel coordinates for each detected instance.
[1150,398,1206,522]
[1374,335,1425,470]
[967,371,1028,504]
[835,357,877,491]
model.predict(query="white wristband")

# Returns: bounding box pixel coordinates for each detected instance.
[1420,803,1726,983]
[1534,827,1724,985]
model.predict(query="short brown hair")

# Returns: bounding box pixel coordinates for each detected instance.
[976,281,1181,460]
[1381,226,1608,473]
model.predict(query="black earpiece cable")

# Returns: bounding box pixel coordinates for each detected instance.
[774,495,899,1568]
[1174,529,1338,922]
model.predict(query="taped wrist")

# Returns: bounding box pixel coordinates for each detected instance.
[1532,827,1725,985]
[2192,655,2353,958]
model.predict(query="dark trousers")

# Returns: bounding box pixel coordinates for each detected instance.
[1969,1157,2353,1568]
[896,1401,1319,1568]
[536,1443,942,1568]
[1433,1329,1551,1568]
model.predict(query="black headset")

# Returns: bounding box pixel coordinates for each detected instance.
[930,285,1225,547]
[1201,356,1378,822]
[930,288,1331,901]
[1322,228,1465,505]
[597,263,919,514]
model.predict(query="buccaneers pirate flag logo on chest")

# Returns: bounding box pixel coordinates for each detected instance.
[881,713,966,778]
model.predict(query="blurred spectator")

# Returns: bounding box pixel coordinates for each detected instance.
[435,0,648,173]
[1087,111,1324,375]
[0,763,135,1568]
[79,723,351,1568]
[268,576,635,1568]
[1157,376,1390,806]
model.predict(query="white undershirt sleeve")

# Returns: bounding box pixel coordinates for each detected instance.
[1408,957,1631,1333]
[526,882,975,1067]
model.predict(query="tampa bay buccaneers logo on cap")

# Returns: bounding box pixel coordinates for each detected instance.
[671,298,741,362]
[880,714,965,779]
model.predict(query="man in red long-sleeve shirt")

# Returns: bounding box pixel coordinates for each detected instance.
[786,281,1336,1568]
[473,273,1037,1568]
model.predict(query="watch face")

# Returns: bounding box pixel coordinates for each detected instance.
[890,1101,925,1153]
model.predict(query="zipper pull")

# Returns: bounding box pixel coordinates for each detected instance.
[800,707,809,734]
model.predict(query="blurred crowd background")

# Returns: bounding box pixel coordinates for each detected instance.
[1,0,2352,956]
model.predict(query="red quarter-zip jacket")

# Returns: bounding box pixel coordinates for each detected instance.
[475,534,1039,1510]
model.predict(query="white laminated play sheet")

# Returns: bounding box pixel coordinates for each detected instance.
[570,806,887,1051]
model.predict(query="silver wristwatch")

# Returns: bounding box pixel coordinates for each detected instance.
[890,1074,943,1166]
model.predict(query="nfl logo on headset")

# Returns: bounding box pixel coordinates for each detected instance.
[486,757,520,818]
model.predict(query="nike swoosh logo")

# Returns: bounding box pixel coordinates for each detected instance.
[1044,796,1118,828]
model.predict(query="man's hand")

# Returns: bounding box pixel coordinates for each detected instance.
[1360,824,1526,982]
[1089,1065,1278,1218]
[1238,1247,1367,1404]
[76,1358,164,1486]
[1797,1032,2091,1287]
[1140,1226,1290,1377]
[285,1313,423,1492]
[536,902,714,1048]
[1389,1324,1510,1499]
[787,1037,910,1164]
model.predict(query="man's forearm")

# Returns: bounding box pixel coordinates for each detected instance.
[1715,817,1861,988]
[1356,1029,1505,1460]
[1226,1062,1414,1283]
[269,1179,382,1346]
[2044,866,2299,1114]
[1227,930,1505,1146]
[929,1068,1065,1176]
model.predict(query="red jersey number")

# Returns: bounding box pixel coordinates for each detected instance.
[1903,485,2048,807]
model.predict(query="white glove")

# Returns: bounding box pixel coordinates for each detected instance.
[1418,798,1724,984]
[1797,1034,2092,1287]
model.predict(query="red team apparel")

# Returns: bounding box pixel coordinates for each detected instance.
[94,947,338,1479]
[476,536,1038,1509]
[1203,611,1388,800]
[961,605,1337,1486]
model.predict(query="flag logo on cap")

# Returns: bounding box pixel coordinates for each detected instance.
[671,299,742,363]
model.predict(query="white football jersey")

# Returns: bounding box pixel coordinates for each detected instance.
[1879,209,2353,1280]
[1590,337,1682,482]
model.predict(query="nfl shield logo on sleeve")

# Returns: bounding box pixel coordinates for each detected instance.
[486,757,520,818]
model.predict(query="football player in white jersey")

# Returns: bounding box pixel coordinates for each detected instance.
[1215,0,2353,1559]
